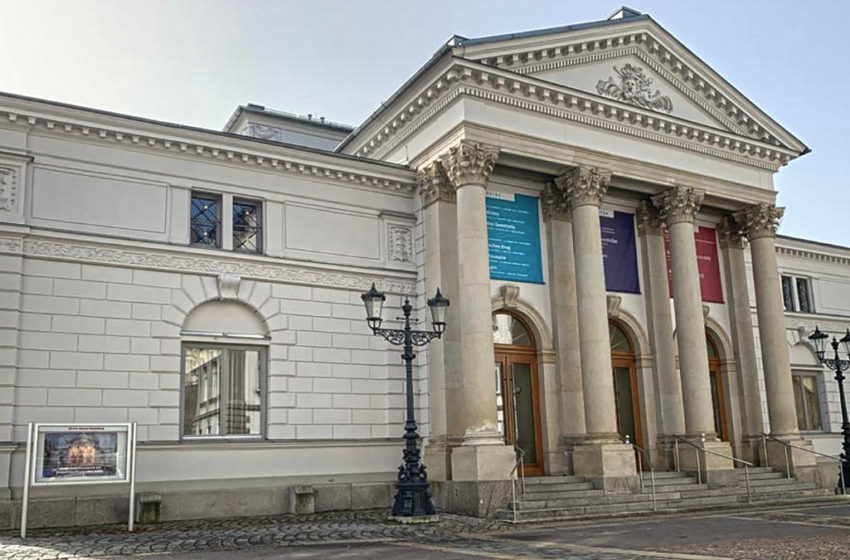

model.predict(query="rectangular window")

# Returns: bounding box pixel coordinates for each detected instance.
[791,372,822,431]
[796,277,812,313]
[190,193,221,247]
[183,345,265,437]
[781,275,796,312]
[233,198,262,252]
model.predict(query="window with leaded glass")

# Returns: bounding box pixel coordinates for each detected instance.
[233,199,262,253]
[190,193,221,247]
[791,372,822,431]
[781,275,795,311]
[796,277,813,313]
[182,344,265,437]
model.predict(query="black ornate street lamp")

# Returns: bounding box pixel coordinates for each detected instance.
[809,326,850,493]
[361,283,449,518]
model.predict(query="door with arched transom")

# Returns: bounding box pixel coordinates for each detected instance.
[610,321,643,453]
[493,311,544,476]
[707,333,729,441]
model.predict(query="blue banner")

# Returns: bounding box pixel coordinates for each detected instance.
[601,210,640,294]
[486,193,544,284]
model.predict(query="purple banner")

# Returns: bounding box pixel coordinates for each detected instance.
[601,210,640,294]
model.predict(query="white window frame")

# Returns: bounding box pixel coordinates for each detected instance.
[180,342,268,440]
[790,368,824,432]
[781,274,815,314]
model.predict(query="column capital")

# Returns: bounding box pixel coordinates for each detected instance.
[541,181,570,222]
[417,161,455,207]
[442,140,499,188]
[734,203,785,240]
[718,215,746,249]
[635,199,664,235]
[554,165,612,209]
[651,185,704,225]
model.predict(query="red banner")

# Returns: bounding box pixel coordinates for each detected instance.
[664,226,724,303]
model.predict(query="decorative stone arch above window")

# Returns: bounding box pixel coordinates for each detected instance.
[704,317,734,366]
[491,284,554,362]
[607,297,650,363]
[182,300,269,340]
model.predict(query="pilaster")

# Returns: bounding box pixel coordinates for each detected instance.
[418,162,461,481]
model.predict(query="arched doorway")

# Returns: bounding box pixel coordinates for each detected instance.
[706,333,729,441]
[493,311,544,476]
[610,321,643,452]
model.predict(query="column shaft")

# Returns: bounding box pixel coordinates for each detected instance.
[738,204,798,436]
[637,202,685,437]
[653,186,715,438]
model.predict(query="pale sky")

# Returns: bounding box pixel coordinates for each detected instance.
[2,0,846,245]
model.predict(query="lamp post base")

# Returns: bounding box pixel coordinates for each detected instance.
[392,479,436,518]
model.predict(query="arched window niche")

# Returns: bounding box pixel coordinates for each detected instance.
[181,300,269,439]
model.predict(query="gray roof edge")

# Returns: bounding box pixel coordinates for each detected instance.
[777,233,850,254]
[0,90,412,173]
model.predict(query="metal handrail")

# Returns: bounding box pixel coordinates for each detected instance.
[673,434,753,503]
[625,436,657,512]
[762,433,847,494]
[509,446,526,523]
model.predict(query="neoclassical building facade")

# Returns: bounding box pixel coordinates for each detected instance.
[0,8,847,524]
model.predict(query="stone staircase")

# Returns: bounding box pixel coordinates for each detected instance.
[496,467,836,522]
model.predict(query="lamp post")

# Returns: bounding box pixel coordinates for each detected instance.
[809,326,850,493]
[361,283,449,519]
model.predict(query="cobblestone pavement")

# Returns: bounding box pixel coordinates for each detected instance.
[0,501,848,559]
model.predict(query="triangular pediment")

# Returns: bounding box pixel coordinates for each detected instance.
[529,54,739,133]
[453,14,807,154]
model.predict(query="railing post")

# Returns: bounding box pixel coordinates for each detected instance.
[784,445,791,479]
[744,464,752,504]
[650,467,657,512]
[840,461,846,495]
[762,434,769,468]
[695,446,702,485]
[675,438,680,472]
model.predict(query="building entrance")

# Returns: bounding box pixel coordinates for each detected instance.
[610,322,643,456]
[493,312,544,476]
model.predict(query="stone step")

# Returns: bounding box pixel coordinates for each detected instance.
[640,482,703,493]
[521,482,596,493]
[640,471,694,480]
[522,488,606,501]
[738,471,785,480]
[641,477,699,487]
[746,477,802,488]
[524,476,586,485]
[751,482,816,493]
[518,492,684,510]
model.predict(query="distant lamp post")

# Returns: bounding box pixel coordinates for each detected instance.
[809,326,850,492]
[361,283,449,519]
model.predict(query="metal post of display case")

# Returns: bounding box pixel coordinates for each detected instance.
[20,423,33,539]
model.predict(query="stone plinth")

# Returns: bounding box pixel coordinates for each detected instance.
[765,439,817,477]
[573,442,638,493]
[675,439,736,487]
[451,443,517,482]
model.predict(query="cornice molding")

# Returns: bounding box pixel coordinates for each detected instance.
[0,234,416,295]
[775,245,850,267]
[467,30,795,149]
[354,62,795,172]
[0,106,417,197]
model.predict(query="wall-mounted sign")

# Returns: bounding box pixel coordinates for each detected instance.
[486,192,544,284]
[33,424,131,485]
[600,210,640,294]
[665,226,724,303]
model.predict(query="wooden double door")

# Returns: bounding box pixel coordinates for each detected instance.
[494,348,544,476]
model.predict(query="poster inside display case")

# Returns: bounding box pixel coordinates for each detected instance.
[33,424,131,485]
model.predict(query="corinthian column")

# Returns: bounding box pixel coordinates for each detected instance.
[442,140,515,482]
[652,186,716,438]
[735,203,815,474]
[558,165,636,492]
[542,182,585,473]
[735,204,798,436]
[636,201,685,439]
[718,217,763,461]
[653,186,733,479]
[418,161,461,481]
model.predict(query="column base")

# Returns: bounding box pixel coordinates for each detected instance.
[765,437,816,477]
[573,441,638,493]
[677,439,736,487]
[423,437,458,482]
[559,435,588,475]
[450,440,516,481]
